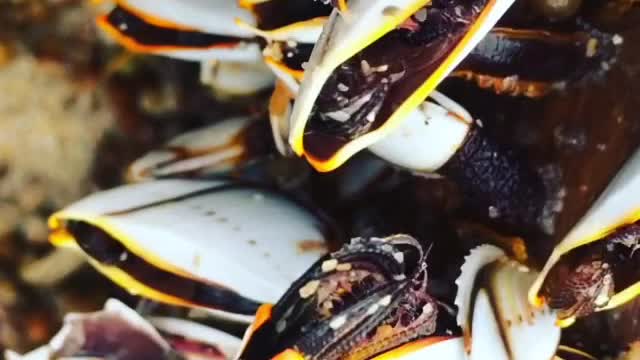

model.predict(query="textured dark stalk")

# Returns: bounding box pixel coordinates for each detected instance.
[441,127,548,235]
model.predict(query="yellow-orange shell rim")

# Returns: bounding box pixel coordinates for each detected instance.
[528,148,640,326]
[288,0,515,173]
[49,213,219,311]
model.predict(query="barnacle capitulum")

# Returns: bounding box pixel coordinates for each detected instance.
[236,236,566,360]
[451,25,621,98]
[6,298,242,360]
[237,235,446,360]
[127,116,273,182]
[96,0,279,96]
[277,72,551,233]
[263,41,313,93]
[97,0,261,61]
[48,179,333,322]
[270,44,552,233]
[455,245,561,360]
[287,0,515,172]
[529,149,640,326]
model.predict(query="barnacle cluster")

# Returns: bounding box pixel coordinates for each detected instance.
[5,0,640,359]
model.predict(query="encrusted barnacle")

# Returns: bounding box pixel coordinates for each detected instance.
[237,235,446,360]
[97,0,261,61]
[530,149,640,326]
[288,0,514,172]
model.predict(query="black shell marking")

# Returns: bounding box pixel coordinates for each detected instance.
[302,0,490,162]
[67,220,261,315]
[104,6,243,49]
[238,235,441,360]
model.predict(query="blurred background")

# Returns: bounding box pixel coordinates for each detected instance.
[0,0,272,353]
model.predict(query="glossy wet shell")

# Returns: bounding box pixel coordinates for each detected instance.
[49,179,329,310]
[288,0,515,172]
[530,148,640,311]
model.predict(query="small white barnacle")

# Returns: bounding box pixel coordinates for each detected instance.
[322,259,338,272]
[393,274,406,281]
[378,295,392,307]
[612,34,624,46]
[366,303,380,315]
[366,111,376,123]
[393,252,404,264]
[276,319,287,333]
[330,315,348,329]
[414,8,427,22]
[373,64,389,73]
[324,110,351,122]
[336,263,352,272]
[594,273,614,307]
[361,60,372,76]
[423,302,434,315]
[299,280,320,299]
[454,5,463,17]
[381,244,393,253]
[322,259,339,272]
